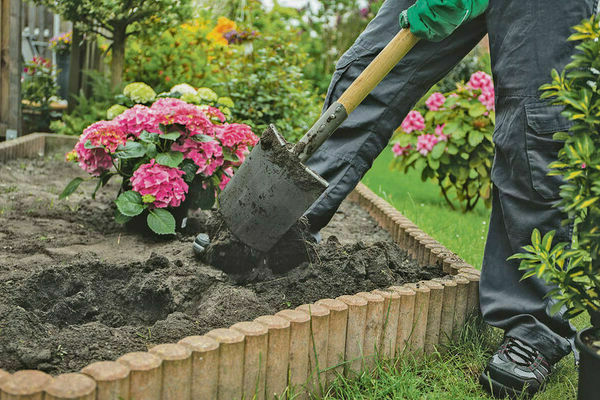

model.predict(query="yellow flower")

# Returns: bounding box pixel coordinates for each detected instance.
[206,16,237,45]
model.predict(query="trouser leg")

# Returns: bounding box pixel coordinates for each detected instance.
[304,0,487,231]
[478,0,598,363]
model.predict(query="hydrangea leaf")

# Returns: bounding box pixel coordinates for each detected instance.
[155,152,184,168]
[59,177,84,200]
[147,209,176,235]
[160,132,181,141]
[115,191,145,217]
[114,208,132,225]
[115,141,146,159]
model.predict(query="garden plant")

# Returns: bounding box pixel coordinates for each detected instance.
[21,56,59,133]
[390,71,495,212]
[510,15,600,400]
[60,82,258,235]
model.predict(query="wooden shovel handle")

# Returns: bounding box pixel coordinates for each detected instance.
[293,29,419,162]
[337,29,419,114]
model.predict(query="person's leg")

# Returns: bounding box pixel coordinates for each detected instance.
[304,0,487,232]
[480,0,598,396]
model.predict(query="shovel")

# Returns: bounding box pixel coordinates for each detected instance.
[219,29,419,253]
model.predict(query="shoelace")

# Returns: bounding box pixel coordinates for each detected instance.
[502,337,540,367]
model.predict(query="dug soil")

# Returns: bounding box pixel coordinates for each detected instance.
[0,156,444,374]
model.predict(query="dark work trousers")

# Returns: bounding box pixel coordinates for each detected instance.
[304,0,600,363]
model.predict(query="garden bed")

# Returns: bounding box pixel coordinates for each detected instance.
[0,150,445,374]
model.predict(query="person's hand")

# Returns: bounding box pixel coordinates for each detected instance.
[399,0,489,42]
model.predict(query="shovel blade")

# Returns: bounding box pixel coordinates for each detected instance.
[219,125,328,252]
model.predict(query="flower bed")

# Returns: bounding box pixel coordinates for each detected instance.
[0,134,479,399]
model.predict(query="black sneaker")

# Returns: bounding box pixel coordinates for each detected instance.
[480,337,553,398]
[193,233,210,256]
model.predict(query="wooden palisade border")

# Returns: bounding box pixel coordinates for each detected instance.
[0,134,480,399]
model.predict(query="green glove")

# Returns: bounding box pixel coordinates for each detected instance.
[399,0,489,42]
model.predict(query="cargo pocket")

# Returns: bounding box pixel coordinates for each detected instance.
[525,103,573,200]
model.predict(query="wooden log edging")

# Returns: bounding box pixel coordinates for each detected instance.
[0,141,480,399]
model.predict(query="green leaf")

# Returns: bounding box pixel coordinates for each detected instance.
[114,208,132,225]
[115,141,146,159]
[193,134,217,143]
[468,103,487,118]
[430,142,446,160]
[59,177,84,199]
[160,132,181,141]
[468,131,484,147]
[115,191,145,217]
[155,151,184,168]
[147,209,176,235]
[139,131,159,144]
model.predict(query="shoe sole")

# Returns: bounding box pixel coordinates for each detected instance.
[479,371,535,399]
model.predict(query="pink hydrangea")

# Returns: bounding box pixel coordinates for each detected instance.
[392,143,411,157]
[219,167,234,191]
[425,92,446,111]
[478,85,495,111]
[401,110,426,134]
[435,124,449,141]
[416,134,439,156]
[171,138,225,177]
[113,105,158,137]
[150,98,214,137]
[81,120,128,153]
[215,123,258,149]
[74,142,113,176]
[200,106,226,123]
[468,71,493,91]
[130,160,189,208]
[74,120,127,176]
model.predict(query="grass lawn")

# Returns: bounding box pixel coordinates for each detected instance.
[319,147,585,400]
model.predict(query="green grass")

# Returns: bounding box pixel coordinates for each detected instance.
[313,147,586,400]
[319,315,582,400]
[362,149,490,268]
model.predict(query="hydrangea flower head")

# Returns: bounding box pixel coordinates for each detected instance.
[425,92,446,111]
[219,167,234,191]
[416,134,439,156]
[197,87,219,103]
[401,110,426,134]
[478,85,495,111]
[170,83,197,96]
[73,120,127,177]
[392,143,411,157]
[215,123,258,149]
[468,71,493,91]
[130,160,189,209]
[113,105,158,137]
[171,139,225,177]
[150,98,213,137]
[123,82,157,104]
[81,120,128,153]
[107,104,128,120]
[435,124,449,141]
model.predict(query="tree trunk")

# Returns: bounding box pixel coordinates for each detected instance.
[111,24,127,89]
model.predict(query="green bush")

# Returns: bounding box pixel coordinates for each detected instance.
[390,71,495,212]
[125,14,320,142]
[511,16,600,326]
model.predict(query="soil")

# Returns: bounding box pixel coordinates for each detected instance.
[0,156,444,374]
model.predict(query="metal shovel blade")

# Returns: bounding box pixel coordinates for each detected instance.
[219,125,328,252]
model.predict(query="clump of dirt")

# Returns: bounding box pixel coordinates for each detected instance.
[0,157,445,374]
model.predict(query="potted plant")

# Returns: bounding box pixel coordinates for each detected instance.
[510,15,600,400]
[21,56,59,133]
[49,31,72,100]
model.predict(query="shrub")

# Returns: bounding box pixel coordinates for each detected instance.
[125,15,320,142]
[61,87,258,235]
[390,71,495,212]
[511,16,600,326]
